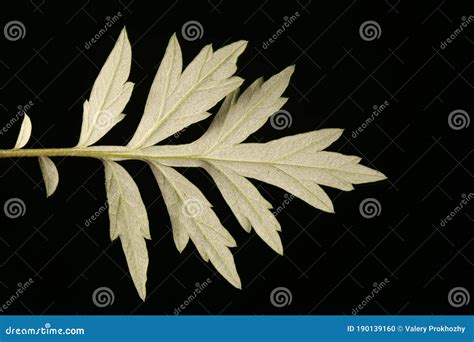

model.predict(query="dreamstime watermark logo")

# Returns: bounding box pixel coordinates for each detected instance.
[94,110,114,129]
[84,191,120,227]
[262,11,300,49]
[4,20,26,41]
[448,109,470,130]
[359,198,381,218]
[352,278,390,315]
[359,20,381,41]
[173,127,187,140]
[182,198,204,218]
[92,287,115,307]
[181,20,204,41]
[440,16,474,50]
[0,278,34,313]
[270,287,292,307]
[84,12,123,49]
[352,101,389,138]
[4,323,85,336]
[272,193,295,216]
[439,193,473,227]
[174,278,212,315]
[447,287,470,308]
[0,100,35,136]
[270,110,292,130]
[3,198,26,219]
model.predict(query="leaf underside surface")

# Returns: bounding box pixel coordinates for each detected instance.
[12,28,386,300]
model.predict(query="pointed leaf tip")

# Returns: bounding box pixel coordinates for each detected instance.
[285,64,295,74]
[239,40,249,49]
[234,278,242,290]
[377,171,388,180]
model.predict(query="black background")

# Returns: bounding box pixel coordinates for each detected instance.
[0,0,473,315]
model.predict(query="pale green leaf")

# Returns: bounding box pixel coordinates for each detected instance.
[204,130,386,213]
[150,162,241,289]
[77,28,134,147]
[143,70,385,254]
[104,160,150,300]
[192,66,294,152]
[3,29,387,299]
[14,114,32,149]
[38,156,59,197]
[127,38,248,148]
[204,161,283,254]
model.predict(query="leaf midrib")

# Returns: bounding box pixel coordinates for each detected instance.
[156,164,238,284]
[86,34,128,144]
[133,43,243,148]
[108,166,145,287]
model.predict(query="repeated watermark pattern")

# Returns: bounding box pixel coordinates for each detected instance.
[352,101,389,138]
[359,20,381,41]
[447,287,470,308]
[272,193,295,216]
[95,111,115,129]
[0,278,35,313]
[173,127,187,140]
[448,109,470,130]
[439,193,473,227]
[181,198,204,218]
[3,20,26,41]
[359,198,381,219]
[181,20,204,41]
[262,11,300,49]
[3,198,26,219]
[270,287,292,307]
[84,192,119,227]
[84,12,123,49]
[440,16,474,49]
[174,278,212,314]
[352,278,390,315]
[92,287,115,308]
[270,110,292,130]
[0,1,472,317]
